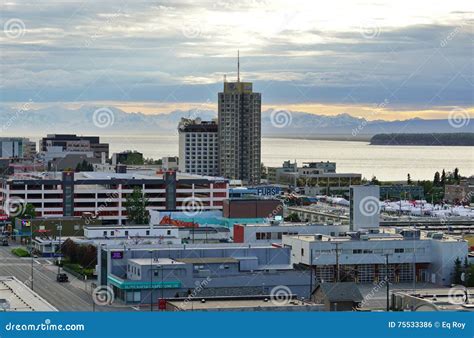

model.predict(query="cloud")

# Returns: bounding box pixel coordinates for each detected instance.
[0,0,472,112]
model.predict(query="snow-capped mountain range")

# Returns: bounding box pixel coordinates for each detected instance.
[0,104,471,139]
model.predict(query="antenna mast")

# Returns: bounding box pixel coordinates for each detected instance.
[237,50,240,82]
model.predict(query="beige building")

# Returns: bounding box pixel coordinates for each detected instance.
[218,56,261,185]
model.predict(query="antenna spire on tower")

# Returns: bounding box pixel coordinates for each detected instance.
[237,50,240,82]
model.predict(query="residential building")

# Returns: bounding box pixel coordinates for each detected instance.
[178,118,218,176]
[40,134,109,160]
[0,170,228,225]
[218,54,261,185]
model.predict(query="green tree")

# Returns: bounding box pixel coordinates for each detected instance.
[125,187,150,224]
[453,257,463,284]
[453,168,460,182]
[260,162,267,179]
[433,171,441,187]
[441,169,446,186]
[407,173,412,185]
[284,212,301,222]
[370,176,380,185]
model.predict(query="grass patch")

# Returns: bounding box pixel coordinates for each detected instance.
[11,247,30,257]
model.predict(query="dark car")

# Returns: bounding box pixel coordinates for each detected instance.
[56,273,69,283]
[1,238,8,246]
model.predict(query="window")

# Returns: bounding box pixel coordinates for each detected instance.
[103,231,107,237]
[353,249,363,254]
[301,248,304,256]
[110,231,114,236]
[167,230,171,235]
[395,248,404,253]
[125,231,129,236]
[146,230,150,236]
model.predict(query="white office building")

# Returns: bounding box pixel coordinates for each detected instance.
[178,118,219,176]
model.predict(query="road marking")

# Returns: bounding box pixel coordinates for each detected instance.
[45,260,53,265]
[34,259,41,265]
[131,306,140,311]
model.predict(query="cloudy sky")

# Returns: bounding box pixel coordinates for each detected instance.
[1,0,473,120]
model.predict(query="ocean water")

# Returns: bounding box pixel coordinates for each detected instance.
[101,134,474,181]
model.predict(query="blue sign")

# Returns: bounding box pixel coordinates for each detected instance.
[256,186,281,196]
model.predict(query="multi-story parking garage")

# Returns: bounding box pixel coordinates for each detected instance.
[0,170,228,224]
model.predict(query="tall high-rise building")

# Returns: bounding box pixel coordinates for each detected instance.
[218,52,261,185]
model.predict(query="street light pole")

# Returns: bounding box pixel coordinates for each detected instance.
[57,223,62,275]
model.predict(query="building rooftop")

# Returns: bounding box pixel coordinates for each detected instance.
[313,282,363,303]
[128,258,184,266]
[0,276,57,311]
[5,170,228,182]
[167,297,318,311]
[176,257,238,264]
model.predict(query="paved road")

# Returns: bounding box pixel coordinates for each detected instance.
[0,244,137,312]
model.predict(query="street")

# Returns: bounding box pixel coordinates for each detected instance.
[0,244,137,312]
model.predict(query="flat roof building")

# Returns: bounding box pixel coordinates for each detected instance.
[178,118,219,177]
[282,229,468,286]
[1,170,228,225]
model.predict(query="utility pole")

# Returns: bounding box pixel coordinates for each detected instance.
[150,251,153,312]
[332,242,341,282]
[384,253,391,311]
[309,248,313,298]
[57,223,62,275]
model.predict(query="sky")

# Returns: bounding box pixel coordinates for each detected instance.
[1,0,473,120]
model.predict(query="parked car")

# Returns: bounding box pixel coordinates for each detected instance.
[56,273,69,283]
[1,238,8,246]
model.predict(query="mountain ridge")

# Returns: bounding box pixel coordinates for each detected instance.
[0,105,471,138]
